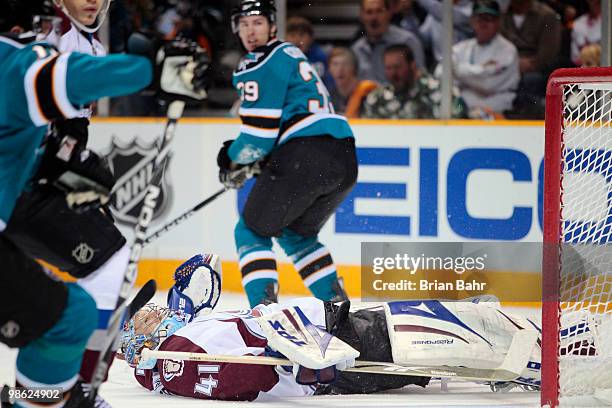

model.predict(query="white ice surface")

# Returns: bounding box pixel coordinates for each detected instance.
[0,291,540,407]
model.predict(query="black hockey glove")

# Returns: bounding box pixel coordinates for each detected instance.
[217,140,262,189]
[37,129,114,212]
[127,32,210,102]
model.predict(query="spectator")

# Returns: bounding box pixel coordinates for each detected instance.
[363,44,467,119]
[327,47,378,117]
[418,0,473,66]
[580,43,600,68]
[501,0,561,116]
[352,0,426,83]
[285,16,331,86]
[443,0,520,115]
[571,0,601,66]
[390,0,424,40]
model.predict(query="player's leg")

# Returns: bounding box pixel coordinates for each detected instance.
[276,229,347,301]
[234,217,279,307]
[238,137,345,306]
[276,136,357,301]
[0,234,97,406]
[4,186,128,382]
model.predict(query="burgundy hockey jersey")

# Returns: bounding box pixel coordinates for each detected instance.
[133,298,325,400]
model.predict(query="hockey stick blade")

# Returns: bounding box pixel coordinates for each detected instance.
[127,279,157,321]
[142,329,538,383]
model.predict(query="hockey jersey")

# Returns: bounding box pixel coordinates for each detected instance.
[133,298,326,401]
[229,40,353,164]
[59,24,106,56]
[0,35,151,230]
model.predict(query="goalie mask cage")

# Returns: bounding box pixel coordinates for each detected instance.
[542,67,612,408]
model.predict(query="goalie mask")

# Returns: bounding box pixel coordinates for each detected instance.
[120,304,188,369]
[52,0,112,33]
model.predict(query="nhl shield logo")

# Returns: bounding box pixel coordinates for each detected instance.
[104,136,173,225]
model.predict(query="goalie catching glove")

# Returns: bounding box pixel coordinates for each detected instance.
[217,140,263,189]
[167,253,222,319]
[127,32,210,102]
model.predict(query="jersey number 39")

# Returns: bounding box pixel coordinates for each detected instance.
[299,61,334,114]
[237,81,259,102]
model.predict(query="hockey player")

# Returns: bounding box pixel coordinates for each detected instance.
[120,254,542,401]
[5,0,133,388]
[3,0,208,397]
[0,1,208,405]
[53,0,109,55]
[217,0,358,307]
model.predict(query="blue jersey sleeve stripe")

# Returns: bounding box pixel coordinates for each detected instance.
[238,107,282,118]
[24,54,56,126]
[240,124,278,139]
[52,53,80,119]
[278,113,349,143]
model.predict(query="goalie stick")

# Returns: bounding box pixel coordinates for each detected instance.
[141,329,538,383]
[88,101,185,402]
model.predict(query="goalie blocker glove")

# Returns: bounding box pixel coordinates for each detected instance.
[217,139,262,189]
[127,32,210,102]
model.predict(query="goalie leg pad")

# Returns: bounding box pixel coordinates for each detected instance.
[383,300,541,385]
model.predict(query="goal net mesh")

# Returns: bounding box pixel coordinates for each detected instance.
[558,83,612,402]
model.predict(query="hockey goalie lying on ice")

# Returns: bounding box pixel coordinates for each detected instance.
[119,254,542,400]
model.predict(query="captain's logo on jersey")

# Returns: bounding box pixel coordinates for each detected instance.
[103,136,172,226]
[163,359,184,381]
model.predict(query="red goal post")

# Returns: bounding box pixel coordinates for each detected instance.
[542,67,612,407]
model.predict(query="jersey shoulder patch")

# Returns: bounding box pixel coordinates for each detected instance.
[282,45,306,60]
[234,40,288,75]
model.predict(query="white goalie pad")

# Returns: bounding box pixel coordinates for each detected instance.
[256,306,360,370]
[383,300,541,383]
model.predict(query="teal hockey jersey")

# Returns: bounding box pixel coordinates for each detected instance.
[229,40,354,164]
[0,35,152,229]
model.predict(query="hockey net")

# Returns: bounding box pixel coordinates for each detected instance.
[542,68,612,407]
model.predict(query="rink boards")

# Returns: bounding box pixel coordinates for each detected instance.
[79,118,552,303]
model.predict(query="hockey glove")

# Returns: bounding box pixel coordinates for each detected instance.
[264,346,351,385]
[35,118,89,182]
[217,140,262,189]
[127,32,210,102]
[37,140,113,213]
[167,254,222,318]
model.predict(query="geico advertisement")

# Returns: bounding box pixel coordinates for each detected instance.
[85,120,607,264]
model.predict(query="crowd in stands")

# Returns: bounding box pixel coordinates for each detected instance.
[108,0,604,120]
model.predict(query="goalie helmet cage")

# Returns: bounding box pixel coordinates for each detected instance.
[542,67,612,408]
